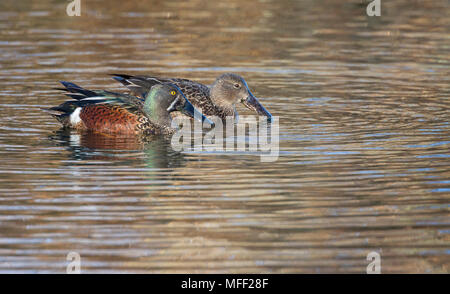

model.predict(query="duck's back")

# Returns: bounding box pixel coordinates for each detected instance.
[113,74,219,116]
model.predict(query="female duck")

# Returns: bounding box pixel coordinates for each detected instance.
[48,81,212,135]
[112,73,272,121]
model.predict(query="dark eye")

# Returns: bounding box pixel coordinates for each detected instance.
[233,83,241,89]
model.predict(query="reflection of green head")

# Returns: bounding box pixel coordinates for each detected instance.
[142,137,185,171]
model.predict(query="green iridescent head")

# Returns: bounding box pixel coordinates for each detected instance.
[143,83,214,127]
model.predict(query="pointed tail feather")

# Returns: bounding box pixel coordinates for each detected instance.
[59,81,99,99]
[110,74,163,99]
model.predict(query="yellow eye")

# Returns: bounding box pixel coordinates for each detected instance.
[170,90,176,96]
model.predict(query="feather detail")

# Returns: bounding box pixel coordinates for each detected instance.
[111,74,227,118]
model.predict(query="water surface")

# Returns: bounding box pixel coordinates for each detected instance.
[0,0,448,273]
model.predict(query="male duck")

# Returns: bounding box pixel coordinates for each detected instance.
[48,81,212,135]
[112,73,272,122]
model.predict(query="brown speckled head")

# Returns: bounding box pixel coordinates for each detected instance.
[210,73,272,121]
[210,73,249,109]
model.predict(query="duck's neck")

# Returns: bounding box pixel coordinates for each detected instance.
[209,86,235,118]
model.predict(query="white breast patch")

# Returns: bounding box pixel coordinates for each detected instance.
[70,107,82,126]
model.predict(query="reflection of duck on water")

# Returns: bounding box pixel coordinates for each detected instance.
[48,129,186,169]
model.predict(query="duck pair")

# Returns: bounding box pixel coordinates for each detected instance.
[49,73,272,136]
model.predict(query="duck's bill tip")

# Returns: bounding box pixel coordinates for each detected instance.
[242,93,272,122]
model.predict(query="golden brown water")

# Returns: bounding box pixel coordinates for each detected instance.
[0,0,449,273]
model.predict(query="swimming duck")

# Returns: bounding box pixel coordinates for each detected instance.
[112,73,272,122]
[47,81,212,135]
